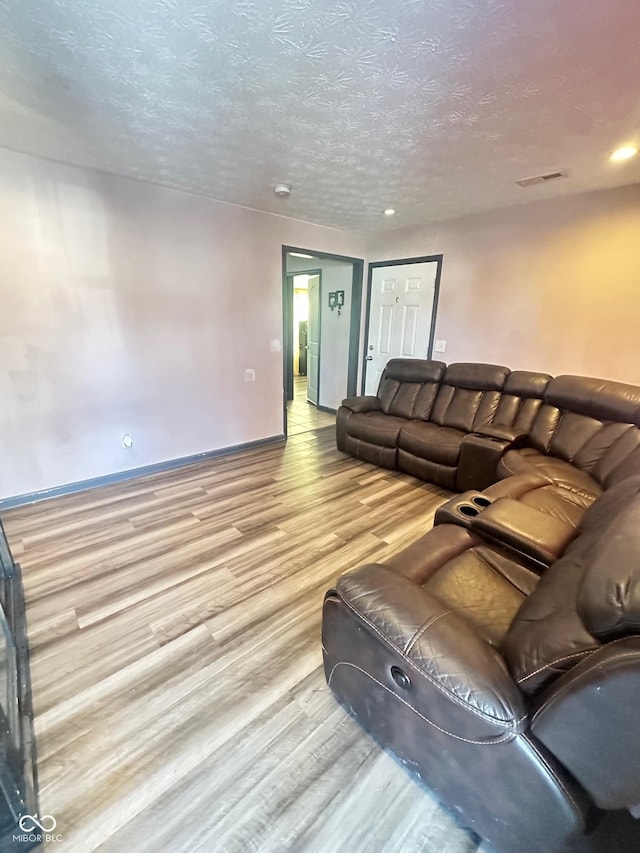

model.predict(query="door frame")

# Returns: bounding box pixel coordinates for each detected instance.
[362,254,443,394]
[282,247,364,429]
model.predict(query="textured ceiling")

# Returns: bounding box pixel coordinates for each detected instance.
[0,0,639,231]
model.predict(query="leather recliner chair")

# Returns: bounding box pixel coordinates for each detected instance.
[322,475,640,852]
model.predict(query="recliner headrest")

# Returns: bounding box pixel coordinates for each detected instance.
[383,359,446,383]
[443,362,509,391]
[504,370,552,398]
[546,376,640,426]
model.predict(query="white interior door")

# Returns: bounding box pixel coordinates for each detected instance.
[364,262,438,395]
[307,275,320,405]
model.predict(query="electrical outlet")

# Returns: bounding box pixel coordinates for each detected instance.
[434,339,447,353]
[122,434,133,448]
[270,339,282,353]
[244,368,256,382]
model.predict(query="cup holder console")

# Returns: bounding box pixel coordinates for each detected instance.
[472,495,492,509]
[434,490,494,529]
[459,505,479,517]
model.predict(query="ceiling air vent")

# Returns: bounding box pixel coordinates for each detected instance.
[516,170,568,188]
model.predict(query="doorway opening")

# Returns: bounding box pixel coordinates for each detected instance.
[285,270,335,437]
[289,272,321,404]
[363,255,443,395]
[282,247,364,436]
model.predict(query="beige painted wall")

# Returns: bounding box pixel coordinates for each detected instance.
[2,146,638,501]
[369,184,640,385]
[0,148,365,499]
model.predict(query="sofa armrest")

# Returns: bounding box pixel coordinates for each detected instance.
[474,424,529,444]
[340,395,381,413]
[334,563,527,737]
[457,433,510,491]
[470,498,577,568]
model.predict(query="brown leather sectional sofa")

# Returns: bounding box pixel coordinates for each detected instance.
[324,359,640,852]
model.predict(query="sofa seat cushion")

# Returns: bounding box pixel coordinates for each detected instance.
[499,448,601,499]
[519,485,595,528]
[347,411,407,448]
[422,544,535,646]
[397,452,457,490]
[383,524,538,647]
[399,420,465,466]
[485,471,554,501]
[498,447,601,527]
[487,458,597,528]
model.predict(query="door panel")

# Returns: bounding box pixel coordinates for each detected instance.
[402,304,419,355]
[307,275,320,405]
[365,262,438,395]
[378,302,395,354]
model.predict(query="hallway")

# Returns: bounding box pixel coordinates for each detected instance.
[287,375,336,436]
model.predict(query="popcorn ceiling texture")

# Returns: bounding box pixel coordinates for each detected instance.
[0,0,639,230]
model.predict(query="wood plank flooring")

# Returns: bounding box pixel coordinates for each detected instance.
[3,425,480,853]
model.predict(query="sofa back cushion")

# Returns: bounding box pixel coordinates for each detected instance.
[595,427,640,488]
[547,375,640,424]
[502,477,640,695]
[429,363,509,433]
[377,359,446,419]
[492,370,552,433]
[528,375,640,487]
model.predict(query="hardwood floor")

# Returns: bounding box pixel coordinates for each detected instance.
[3,427,479,853]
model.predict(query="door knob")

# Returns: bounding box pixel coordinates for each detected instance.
[366,356,373,361]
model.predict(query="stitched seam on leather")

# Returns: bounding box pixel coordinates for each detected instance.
[517,648,599,683]
[327,661,516,746]
[385,382,403,418]
[472,547,532,597]
[531,641,640,725]
[467,391,486,431]
[447,388,477,432]
[521,734,584,815]
[407,384,422,420]
[339,589,519,726]
[337,590,524,728]
[573,423,615,473]
[563,420,605,465]
[404,609,453,655]
[435,385,454,427]
[353,421,402,434]
[600,427,639,484]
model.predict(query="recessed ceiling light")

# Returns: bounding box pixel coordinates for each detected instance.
[289,252,315,259]
[384,208,396,216]
[610,145,638,162]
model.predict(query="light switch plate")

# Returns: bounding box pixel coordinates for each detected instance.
[434,339,447,353]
